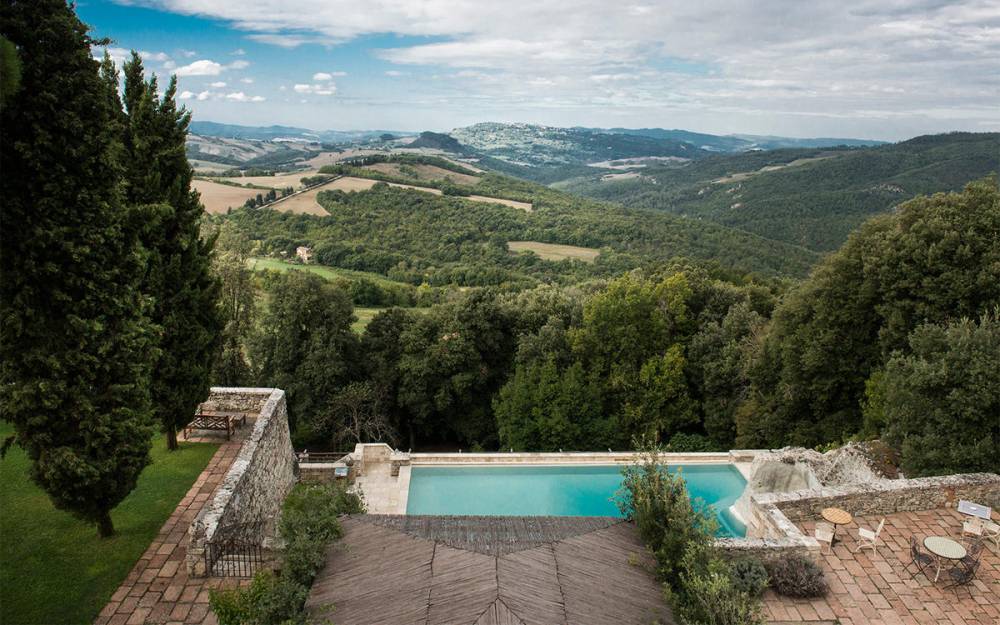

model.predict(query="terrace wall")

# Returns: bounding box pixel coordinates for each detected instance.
[725,471,1000,562]
[186,387,297,576]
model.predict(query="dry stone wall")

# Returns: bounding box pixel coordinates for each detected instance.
[723,471,1000,562]
[187,387,297,576]
[768,472,1000,523]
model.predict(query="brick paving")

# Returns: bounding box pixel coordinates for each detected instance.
[94,433,248,625]
[763,508,1000,625]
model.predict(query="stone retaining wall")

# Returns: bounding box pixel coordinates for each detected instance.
[725,471,1000,562]
[766,472,1000,523]
[186,388,297,576]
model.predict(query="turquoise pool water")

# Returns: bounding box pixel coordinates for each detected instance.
[406,464,747,537]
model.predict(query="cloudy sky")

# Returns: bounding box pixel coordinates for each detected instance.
[81,0,1000,140]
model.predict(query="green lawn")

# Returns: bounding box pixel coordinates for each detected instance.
[248,257,408,288]
[352,307,385,333]
[0,421,219,625]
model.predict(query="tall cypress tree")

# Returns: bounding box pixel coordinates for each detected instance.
[118,52,224,450]
[0,0,156,537]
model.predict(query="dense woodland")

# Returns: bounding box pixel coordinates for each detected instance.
[214,179,999,479]
[216,171,819,287]
[568,132,1000,251]
[1,0,998,546]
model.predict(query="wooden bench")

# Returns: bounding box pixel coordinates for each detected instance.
[183,410,249,440]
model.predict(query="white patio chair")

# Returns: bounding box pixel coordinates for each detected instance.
[815,522,834,553]
[982,520,1000,551]
[854,517,885,554]
[963,517,985,541]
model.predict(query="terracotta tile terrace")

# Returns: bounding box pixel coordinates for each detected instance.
[763,507,1000,625]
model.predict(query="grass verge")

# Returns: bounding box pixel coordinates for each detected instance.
[0,421,219,625]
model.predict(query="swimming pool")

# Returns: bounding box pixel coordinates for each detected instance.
[405,464,747,537]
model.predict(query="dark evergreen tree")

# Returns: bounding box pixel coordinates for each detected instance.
[212,225,257,386]
[0,0,156,537]
[118,53,224,450]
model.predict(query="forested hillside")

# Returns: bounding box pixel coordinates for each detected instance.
[567,132,999,251]
[216,160,820,284]
[215,179,999,477]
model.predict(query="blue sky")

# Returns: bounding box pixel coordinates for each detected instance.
[80,1,1000,140]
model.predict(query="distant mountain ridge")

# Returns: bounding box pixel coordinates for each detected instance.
[597,127,885,151]
[188,121,403,143]
[188,120,884,162]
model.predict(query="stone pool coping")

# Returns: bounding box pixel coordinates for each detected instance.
[349,443,755,520]
[345,444,1000,563]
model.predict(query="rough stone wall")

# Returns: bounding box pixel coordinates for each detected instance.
[200,387,272,414]
[767,472,1000,523]
[187,388,297,576]
[726,471,1000,562]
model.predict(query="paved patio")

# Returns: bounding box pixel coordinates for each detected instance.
[94,433,248,625]
[763,508,1000,625]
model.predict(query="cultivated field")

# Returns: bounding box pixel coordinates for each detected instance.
[193,179,267,214]
[325,176,443,195]
[267,186,330,216]
[227,171,320,188]
[248,258,405,286]
[189,159,232,173]
[329,176,532,211]
[600,171,643,182]
[467,195,532,211]
[363,162,481,186]
[508,241,601,263]
[713,155,836,184]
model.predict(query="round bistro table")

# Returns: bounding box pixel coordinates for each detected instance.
[923,536,966,582]
[821,507,853,545]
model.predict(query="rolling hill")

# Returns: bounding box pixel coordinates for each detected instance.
[564,132,1000,251]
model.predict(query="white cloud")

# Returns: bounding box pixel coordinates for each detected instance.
[121,0,1000,135]
[241,77,255,83]
[246,33,333,48]
[179,89,262,102]
[313,71,347,80]
[293,82,337,96]
[174,59,251,77]
[179,49,197,58]
[175,60,224,76]
[210,81,227,88]
[384,70,405,77]
[232,48,246,55]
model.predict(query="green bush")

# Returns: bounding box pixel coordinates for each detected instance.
[616,443,716,587]
[618,441,765,625]
[766,554,828,598]
[666,432,718,452]
[728,557,769,597]
[677,556,765,625]
[209,482,364,625]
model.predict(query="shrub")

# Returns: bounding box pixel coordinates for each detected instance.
[766,554,828,598]
[615,442,716,587]
[666,432,717,452]
[617,439,764,625]
[679,568,766,625]
[729,557,769,597]
[209,482,364,625]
